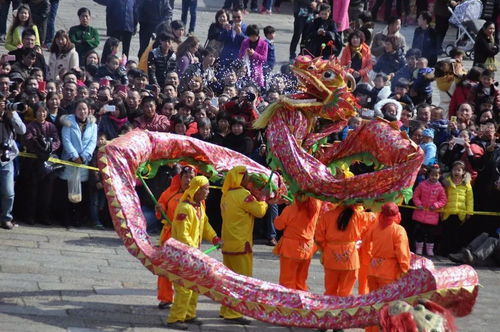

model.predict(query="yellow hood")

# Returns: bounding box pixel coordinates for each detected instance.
[181,176,209,202]
[222,166,247,195]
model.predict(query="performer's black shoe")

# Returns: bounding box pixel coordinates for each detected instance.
[166,321,188,330]
[224,317,251,325]
[158,301,171,309]
[185,317,203,325]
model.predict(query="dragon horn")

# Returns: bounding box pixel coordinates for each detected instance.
[345,73,356,91]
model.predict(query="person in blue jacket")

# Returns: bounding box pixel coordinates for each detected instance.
[218,9,247,69]
[93,0,137,58]
[59,99,97,227]
[412,10,438,67]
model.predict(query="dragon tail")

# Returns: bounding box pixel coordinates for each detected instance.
[253,102,280,129]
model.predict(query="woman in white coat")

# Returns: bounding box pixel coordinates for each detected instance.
[48,30,79,80]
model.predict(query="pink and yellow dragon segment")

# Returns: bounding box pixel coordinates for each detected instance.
[98,129,478,330]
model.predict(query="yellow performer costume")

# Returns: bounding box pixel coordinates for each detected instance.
[167,176,219,327]
[219,166,268,321]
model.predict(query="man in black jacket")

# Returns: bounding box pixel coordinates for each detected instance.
[137,0,172,58]
[8,28,48,79]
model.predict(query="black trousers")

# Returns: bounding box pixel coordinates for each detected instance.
[396,0,410,16]
[414,222,439,243]
[289,14,308,59]
[416,0,428,17]
[435,15,450,51]
[108,30,133,58]
[223,0,243,10]
[438,215,462,255]
[138,23,156,59]
[371,0,393,23]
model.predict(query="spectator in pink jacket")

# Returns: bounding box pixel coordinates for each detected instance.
[412,165,448,257]
[238,24,268,88]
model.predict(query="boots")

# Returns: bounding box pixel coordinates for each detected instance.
[426,243,435,257]
[415,242,424,255]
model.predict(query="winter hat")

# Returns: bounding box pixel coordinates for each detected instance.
[374,98,402,121]
[379,202,401,227]
[422,128,435,139]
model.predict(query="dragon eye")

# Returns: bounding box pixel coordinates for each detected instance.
[323,70,336,80]
[308,65,315,70]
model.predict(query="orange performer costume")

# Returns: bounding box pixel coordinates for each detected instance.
[219,166,268,323]
[155,166,195,307]
[273,196,322,291]
[315,205,376,297]
[362,202,411,332]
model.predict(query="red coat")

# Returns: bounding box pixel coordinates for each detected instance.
[339,43,373,83]
[449,83,474,117]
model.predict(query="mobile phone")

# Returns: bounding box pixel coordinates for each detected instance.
[104,105,116,113]
[99,78,110,86]
[361,109,374,118]
[210,97,219,108]
[38,81,46,92]
[453,137,465,145]
[117,85,128,93]
[450,116,457,123]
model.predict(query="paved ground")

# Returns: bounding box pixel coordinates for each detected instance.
[0,225,498,332]
[0,1,499,331]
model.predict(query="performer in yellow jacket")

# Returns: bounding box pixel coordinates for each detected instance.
[166,176,221,330]
[219,166,268,325]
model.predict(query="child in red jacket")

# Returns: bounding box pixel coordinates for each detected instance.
[412,165,448,256]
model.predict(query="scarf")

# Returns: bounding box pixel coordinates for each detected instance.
[109,114,128,129]
[350,45,362,59]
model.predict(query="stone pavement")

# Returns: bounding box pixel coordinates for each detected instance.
[0,225,499,332]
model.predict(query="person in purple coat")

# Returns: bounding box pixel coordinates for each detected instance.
[238,24,268,88]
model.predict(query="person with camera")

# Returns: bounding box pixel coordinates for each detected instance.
[19,102,60,225]
[220,85,259,128]
[0,91,26,230]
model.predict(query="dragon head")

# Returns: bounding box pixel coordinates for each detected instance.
[287,55,359,122]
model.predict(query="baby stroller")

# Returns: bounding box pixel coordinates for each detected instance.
[444,0,485,59]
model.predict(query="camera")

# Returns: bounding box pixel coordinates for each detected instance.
[0,142,11,162]
[41,136,53,154]
[6,102,26,112]
[245,92,256,103]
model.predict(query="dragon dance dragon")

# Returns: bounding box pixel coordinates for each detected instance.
[98,56,478,329]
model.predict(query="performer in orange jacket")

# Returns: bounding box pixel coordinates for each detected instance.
[315,205,376,297]
[362,202,411,332]
[273,195,322,291]
[155,165,195,309]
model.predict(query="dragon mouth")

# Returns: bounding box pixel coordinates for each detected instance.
[291,67,338,103]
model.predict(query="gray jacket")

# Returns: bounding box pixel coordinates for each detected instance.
[0,110,26,167]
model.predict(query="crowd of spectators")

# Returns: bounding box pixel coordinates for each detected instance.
[0,0,498,263]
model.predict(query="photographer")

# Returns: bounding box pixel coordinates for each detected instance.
[220,85,260,131]
[19,102,60,225]
[0,92,26,230]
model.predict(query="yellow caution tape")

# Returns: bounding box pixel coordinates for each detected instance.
[18,152,99,171]
[18,152,500,217]
[399,204,500,217]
